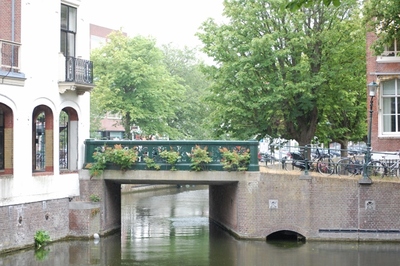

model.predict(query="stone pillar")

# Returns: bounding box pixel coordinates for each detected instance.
[70,171,121,237]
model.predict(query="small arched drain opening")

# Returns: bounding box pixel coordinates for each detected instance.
[266,230,306,243]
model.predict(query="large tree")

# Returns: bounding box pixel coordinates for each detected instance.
[197,0,365,146]
[91,32,184,139]
[315,12,366,152]
[161,44,213,139]
[290,0,400,56]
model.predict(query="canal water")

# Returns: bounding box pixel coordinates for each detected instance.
[1,186,400,265]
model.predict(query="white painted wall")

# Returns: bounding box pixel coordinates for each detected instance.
[0,0,91,206]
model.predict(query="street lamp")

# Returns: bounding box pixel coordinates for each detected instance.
[359,81,378,184]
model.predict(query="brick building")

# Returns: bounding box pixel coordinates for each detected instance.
[367,32,400,152]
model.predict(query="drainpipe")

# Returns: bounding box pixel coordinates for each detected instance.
[11,0,15,72]
[1,0,15,81]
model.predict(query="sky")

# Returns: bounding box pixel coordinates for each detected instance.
[81,0,226,49]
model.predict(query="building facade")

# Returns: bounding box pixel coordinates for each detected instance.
[0,0,94,252]
[367,32,400,152]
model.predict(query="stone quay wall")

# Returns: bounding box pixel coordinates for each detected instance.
[210,170,400,241]
[0,198,70,253]
[0,171,121,254]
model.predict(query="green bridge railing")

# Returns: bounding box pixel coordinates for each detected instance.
[84,139,260,172]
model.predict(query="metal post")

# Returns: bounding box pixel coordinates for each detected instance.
[359,82,377,185]
[300,145,311,180]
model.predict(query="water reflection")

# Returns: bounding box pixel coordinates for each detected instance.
[1,186,400,265]
[121,186,210,265]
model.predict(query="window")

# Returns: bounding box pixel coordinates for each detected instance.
[382,39,400,57]
[377,39,400,62]
[382,79,400,134]
[0,109,3,170]
[60,4,77,57]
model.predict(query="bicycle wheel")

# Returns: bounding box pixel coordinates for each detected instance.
[336,158,352,176]
[317,157,335,175]
[367,161,385,178]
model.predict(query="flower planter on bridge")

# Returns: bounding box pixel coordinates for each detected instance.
[84,139,260,172]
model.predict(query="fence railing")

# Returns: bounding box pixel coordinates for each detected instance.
[84,139,259,171]
[65,56,93,84]
[261,145,400,177]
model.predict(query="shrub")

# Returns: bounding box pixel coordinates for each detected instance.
[160,148,181,170]
[190,145,212,171]
[219,146,250,171]
[89,194,101,202]
[144,157,160,170]
[34,230,50,249]
[88,147,108,177]
[107,144,138,171]
[88,144,138,177]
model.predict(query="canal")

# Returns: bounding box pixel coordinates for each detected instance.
[1,185,400,265]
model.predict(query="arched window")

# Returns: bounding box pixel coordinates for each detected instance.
[0,103,13,174]
[33,106,53,173]
[59,110,68,170]
[59,107,78,171]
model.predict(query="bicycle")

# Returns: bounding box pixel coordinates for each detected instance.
[285,148,335,175]
[377,152,400,177]
[336,154,385,178]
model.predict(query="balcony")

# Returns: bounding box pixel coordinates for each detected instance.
[0,39,25,86]
[58,54,94,95]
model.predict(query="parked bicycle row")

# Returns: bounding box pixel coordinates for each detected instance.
[260,147,400,178]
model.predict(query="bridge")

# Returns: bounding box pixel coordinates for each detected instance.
[74,139,400,242]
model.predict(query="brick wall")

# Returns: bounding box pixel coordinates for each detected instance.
[211,172,400,241]
[0,198,69,252]
[74,179,121,236]
[366,32,400,152]
[0,178,121,253]
[0,0,21,41]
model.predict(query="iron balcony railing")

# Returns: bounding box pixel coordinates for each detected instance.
[65,56,93,84]
[84,139,260,172]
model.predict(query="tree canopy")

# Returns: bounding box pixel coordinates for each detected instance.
[161,44,213,139]
[197,0,365,146]
[286,0,341,10]
[364,0,400,55]
[91,32,184,139]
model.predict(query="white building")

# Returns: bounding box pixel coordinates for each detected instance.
[0,0,94,250]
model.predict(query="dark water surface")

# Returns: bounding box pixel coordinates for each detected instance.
[1,186,400,265]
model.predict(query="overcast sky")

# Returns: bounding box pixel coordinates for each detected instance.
[81,0,225,48]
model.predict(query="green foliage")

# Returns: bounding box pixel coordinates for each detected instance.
[161,44,213,139]
[197,0,364,145]
[87,147,107,177]
[364,0,400,55]
[189,145,213,171]
[286,0,341,11]
[91,32,185,139]
[88,144,138,176]
[144,157,161,170]
[219,147,250,172]
[160,148,181,170]
[34,230,50,249]
[89,194,101,202]
[34,247,50,261]
[107,144,138,171]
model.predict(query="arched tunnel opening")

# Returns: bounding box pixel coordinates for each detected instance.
[266,230,306,243]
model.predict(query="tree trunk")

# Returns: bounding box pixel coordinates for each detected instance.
[336,139,349,158]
